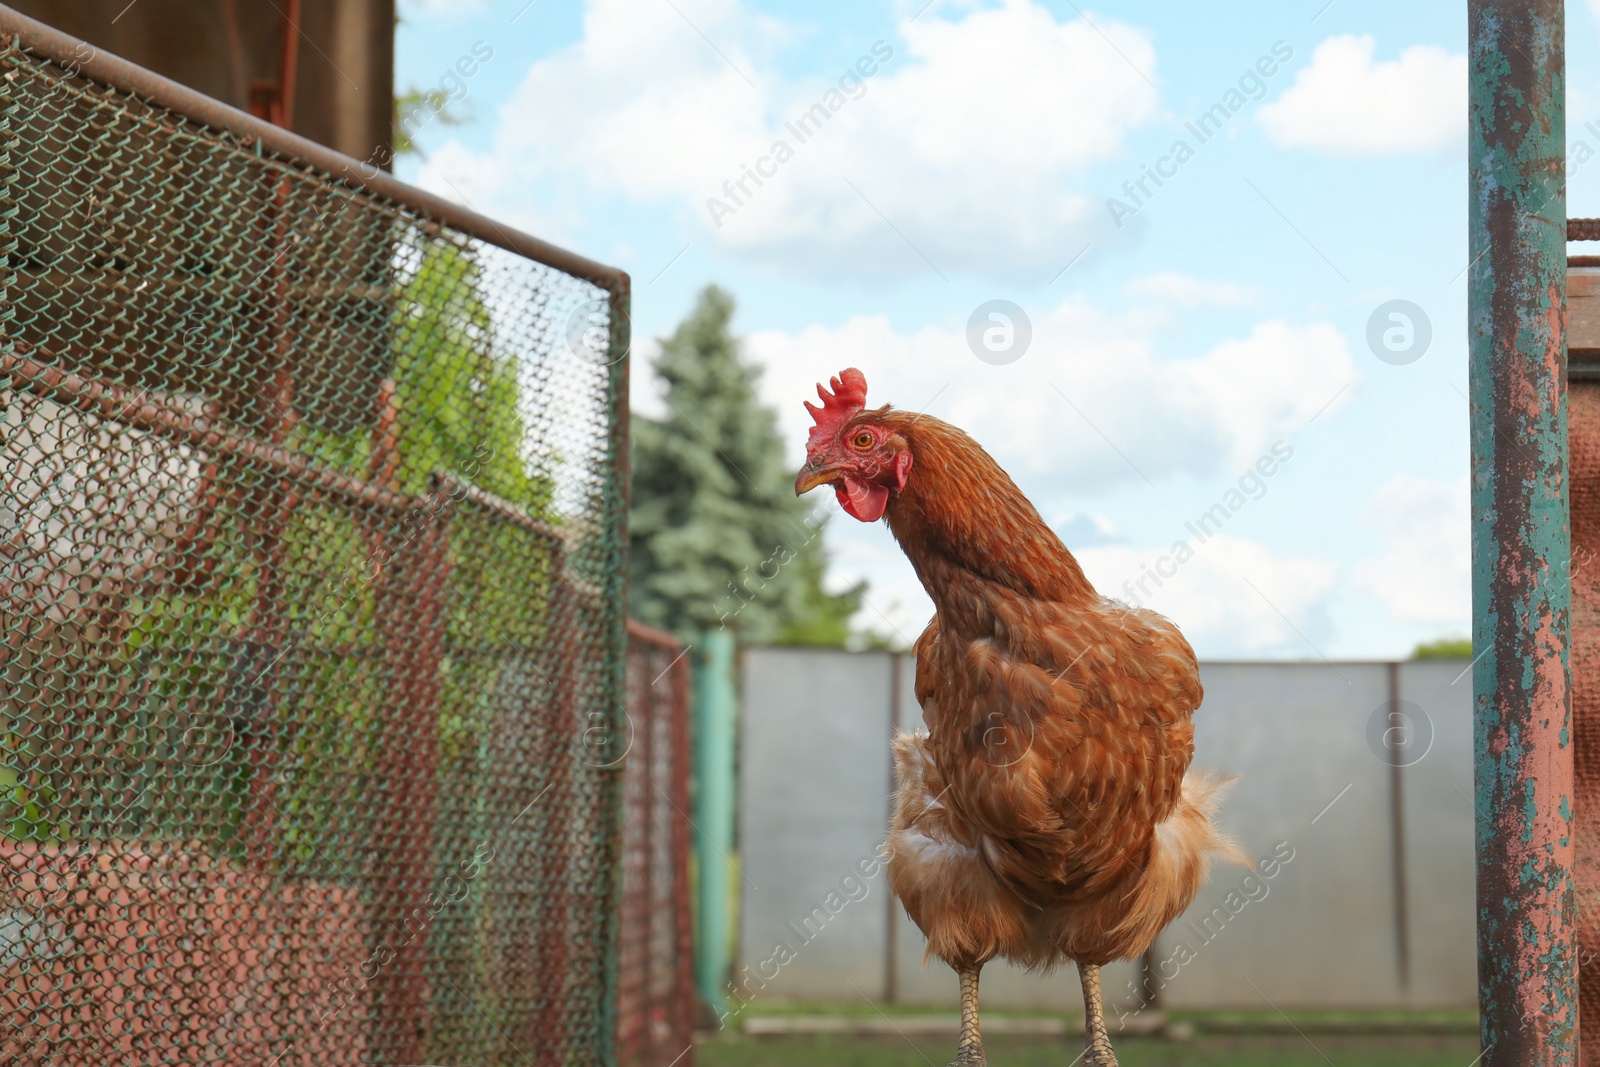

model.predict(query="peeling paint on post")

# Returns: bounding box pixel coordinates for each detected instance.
[1469,2,1578,1063]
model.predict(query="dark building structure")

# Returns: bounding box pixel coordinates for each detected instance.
[7,0,393,161]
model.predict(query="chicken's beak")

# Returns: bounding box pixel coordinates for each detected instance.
[795,460,845,496]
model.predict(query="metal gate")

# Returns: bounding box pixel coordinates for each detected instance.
[0,7,632,1064]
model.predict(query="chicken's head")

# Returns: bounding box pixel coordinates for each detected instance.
[794,368,912,522]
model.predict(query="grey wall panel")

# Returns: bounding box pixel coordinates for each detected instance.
[735,647,894,1003]
[1150,662,1402,1009]
[891,907,1140,1011]
[892,649,921,734]
[737,649,1478,1011]
[1396,659,1477,1006]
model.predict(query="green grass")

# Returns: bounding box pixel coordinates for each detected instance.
[1168,1007,1476,1033]
[727,999,1077,1021]
[716,1001,1476,1034]
[696,1032,1481,1067]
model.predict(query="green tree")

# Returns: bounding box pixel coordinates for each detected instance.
[775,535,865,647]
[393,87,468,159]
[629,285,862,644]
[1413,638,1472,659]
[391,240,548,510]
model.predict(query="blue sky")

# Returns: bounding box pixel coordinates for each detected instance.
[391,0,1598,659]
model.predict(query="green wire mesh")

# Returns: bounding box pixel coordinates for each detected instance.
[0,31,629,1067]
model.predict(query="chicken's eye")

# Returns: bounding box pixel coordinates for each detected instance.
[852,431,874,449]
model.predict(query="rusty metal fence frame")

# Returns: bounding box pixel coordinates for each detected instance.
[0,5,662,1065]
[620,622,696,1067]
[1468,2,1577,1065]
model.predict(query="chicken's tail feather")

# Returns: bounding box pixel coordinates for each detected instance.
[1101,767,1247,957]
[1176,769,1249,867]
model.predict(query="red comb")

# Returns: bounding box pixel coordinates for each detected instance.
[805,368,868,452]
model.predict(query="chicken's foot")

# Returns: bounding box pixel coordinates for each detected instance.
[1078,962,1118,1066]
[946,964,986,1066]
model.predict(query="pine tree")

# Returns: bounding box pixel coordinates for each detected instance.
[774,534,865,647]
[629,285,863,644]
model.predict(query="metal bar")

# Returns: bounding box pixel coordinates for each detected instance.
[1386,661,1411,997]
[599,267,634,1063]
[277,0,301,129]
[1,347,415,512]
[0,2,628,294]
[693,629,737,1018]
[626,619,683,647]
[369,513,449,1062]
[237,147,301,875]
[885,650,901,1005]
[537,577,580,1062]
[637,633,656,1060]
[669,641,698,1064]
[1469,2,1578,1063]
[431,472,564,546]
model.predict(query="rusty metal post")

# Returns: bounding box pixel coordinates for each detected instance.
[1469,1,1578,1062]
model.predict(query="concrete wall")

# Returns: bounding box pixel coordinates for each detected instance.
[736,648,893,998]
[736,648,1474,1014]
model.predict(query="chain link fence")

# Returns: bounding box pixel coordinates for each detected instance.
[0,9,640,1064]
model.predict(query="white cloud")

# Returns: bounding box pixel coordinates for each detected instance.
[827,504,1340,656]
[817,463,1340,653]
[1078,536,1339,654]
[1353,474,1469,625]
[1125,272,1255,309]
[735,288,1356,648]
[744,296,1356,494]
[420,0,1159,278]
[1049,511,1122,546]
[1257,35,1465,155]
[417,139,575,239]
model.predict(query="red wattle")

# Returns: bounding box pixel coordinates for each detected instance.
[837,476,889,522]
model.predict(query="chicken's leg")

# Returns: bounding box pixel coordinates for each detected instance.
[1078,962,1118,1066]
[947,964,986,1066]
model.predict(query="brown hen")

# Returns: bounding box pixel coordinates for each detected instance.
[795,369,1242,1067]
